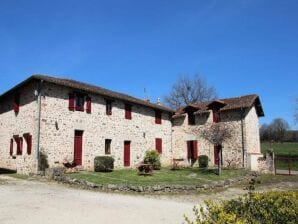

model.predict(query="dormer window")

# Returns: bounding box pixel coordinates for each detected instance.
[68,93,91,113]
[106,100,112,115]
[13,94,20,113]
[213,110,221,123]
[75,93,85,111]
[155,110,162,124]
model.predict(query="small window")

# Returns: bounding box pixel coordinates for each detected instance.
[188,112,195,125]
[15,137,22,155]
[106,100,112,115]
[155,138,162,154]
[105,139,111,155]
[213,111,220,123]
[75,94,85,111]
[86,96,91,113]
[155,110,162,124]
[13,94,20,113]
[125,104,132,120]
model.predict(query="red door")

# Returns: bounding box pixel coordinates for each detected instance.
[124,141,130,167]
[74,130,83,166]
[187,141,198,161]
[214,145,219,165]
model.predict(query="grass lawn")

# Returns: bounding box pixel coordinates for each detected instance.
[66,168,248,186]
[257,174,298,185]
[261,142,298,170]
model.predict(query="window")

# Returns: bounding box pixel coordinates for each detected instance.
[13,94,20,113]
[10,139,13,156]
[155,110,162,124]
[106,100,112,115]
[155,138,162,154]
[105,139,111,155]
[188,112,195,125]
[75,93,85,111]
[213,110,220,123]
[125,104,132,120]
[14,136,22,155]
[23,133,32,155]
[69,93,89,112]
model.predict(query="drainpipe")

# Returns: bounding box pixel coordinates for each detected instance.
[240,108,245,168]
[36,80,43,172]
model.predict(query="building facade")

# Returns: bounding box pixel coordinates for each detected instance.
[0,75,264,174]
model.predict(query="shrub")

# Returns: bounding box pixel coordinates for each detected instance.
[137,163,153,175]
[39,152,49,171]
[94,156,114,172]
[144,150,161,170]
[184,191,298,224]
[198,155,209,168]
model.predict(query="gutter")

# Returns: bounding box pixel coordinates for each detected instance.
[36,80,43,172]
[240,108,245,168]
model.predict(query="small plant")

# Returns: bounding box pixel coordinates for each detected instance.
[137,163,153,175]
[144,150,161,170]
[198,155,209,168]
[94,156,114,172]
[39,151,49,171]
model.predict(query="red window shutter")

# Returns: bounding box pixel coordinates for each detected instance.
[193,140,198,160]
[69,93,75,111]
[10,139,13,156]
[124,141,130,167]
[86,97,91,113]
[125,104,132,120]
[214,145,219,165]
[13,95,20,113]
[155,138,162,154]
[155,110,162,124]
[27,135,32,155]
[213,111,221,123]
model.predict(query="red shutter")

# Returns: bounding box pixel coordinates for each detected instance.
[124,141,130,167]
[69,93,75,111]
[155,138,162,154]
[27,135,32,155]
[193,140,198,160]
[214,145,219,165]
[14,95,20,113]
[86,97,91,113]
[155,110,162,124]
[125,104,132,120]
[213,111,221,123]
[10,139,13,156]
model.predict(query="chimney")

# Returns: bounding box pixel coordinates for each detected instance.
[157,98,161,105]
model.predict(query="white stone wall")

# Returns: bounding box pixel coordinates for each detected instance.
[0,81,39,174]
[39,82,173,171]
[244,106,261,154]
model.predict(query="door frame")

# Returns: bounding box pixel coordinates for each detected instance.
[74,130,83,166]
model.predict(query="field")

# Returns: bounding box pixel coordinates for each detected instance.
[261,142,298,170]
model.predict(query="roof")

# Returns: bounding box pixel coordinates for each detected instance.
[174,94,265,117]
[0,74,175,113]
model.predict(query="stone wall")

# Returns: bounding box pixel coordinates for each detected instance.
[0,81,39,174]
[38,82,173,171]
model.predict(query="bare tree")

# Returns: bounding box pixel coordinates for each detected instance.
[270,118,290,142]
[199,123,234,175]
[163,75,217,109]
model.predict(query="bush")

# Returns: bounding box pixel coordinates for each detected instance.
[198,155,209,168]
[137,163,153,175]
[144,150,161,170]
[185,191,298,224]
[94,156,114,172]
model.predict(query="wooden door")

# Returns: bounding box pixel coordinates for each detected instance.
[74,130,83,166]
[187,141,198,161]
[124,141,130,167]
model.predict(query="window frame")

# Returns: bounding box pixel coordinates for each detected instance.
[125,104,132,120]
[155,110,162,124]
[105,139,112,155]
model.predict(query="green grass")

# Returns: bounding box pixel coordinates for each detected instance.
[5,173,29,180]
[66,168,248,186]
[261,142,298,156]
[257,174,298,185]
[261,142,298,170]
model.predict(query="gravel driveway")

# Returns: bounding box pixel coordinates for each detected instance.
[0,176,194,224]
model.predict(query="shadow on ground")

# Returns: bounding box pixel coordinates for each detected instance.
[0,168,16,174]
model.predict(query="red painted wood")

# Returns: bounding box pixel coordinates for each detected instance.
[74,131,83,166]
[86,97,91,113]
[125,104,132,120]
[10,139,13,156]
[27,135,32,155]
[193,140,198,160]
[214,145,219,165]
[13,95,20,113]
[155,110,162,124]
[69,93,75,111]
[124,141,130,167]
[213,111,221,123]
[155,138,162,154]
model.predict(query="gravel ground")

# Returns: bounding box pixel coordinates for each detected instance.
[0,175,297,224]
[0,176,194,224]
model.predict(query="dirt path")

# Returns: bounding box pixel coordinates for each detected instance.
[0,176,297,224]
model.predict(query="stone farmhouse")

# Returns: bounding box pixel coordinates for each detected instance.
[0,75,264,174]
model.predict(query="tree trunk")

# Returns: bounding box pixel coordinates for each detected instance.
[218,148,222,175]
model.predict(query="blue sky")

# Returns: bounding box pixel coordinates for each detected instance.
[0,0,297,128]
